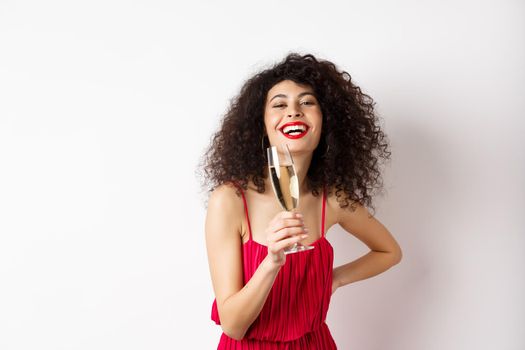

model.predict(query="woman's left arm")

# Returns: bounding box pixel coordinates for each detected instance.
[331,200,402,295]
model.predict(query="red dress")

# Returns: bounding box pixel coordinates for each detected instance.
[211,185,337,349]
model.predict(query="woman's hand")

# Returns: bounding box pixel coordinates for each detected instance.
[264,211,308,268]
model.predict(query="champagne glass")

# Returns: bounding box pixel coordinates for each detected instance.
[267,144,315,254]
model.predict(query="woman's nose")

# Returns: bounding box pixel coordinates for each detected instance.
[287,107,303,118]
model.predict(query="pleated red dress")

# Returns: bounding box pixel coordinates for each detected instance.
[211,184,337,349]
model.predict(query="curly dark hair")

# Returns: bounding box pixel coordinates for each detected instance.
[197,52,391,215]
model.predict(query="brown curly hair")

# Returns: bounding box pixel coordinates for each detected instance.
[197,52,391,215]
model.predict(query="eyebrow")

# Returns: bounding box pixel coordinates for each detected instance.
[269,92,317,102]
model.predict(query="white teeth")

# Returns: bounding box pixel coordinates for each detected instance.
[283,125,307,134]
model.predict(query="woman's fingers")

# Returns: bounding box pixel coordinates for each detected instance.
[268,215,304,232]
[268,219,302,233]
[266,215,307,246]
[268,226,308,244]
[268,233,308,254]
[265,211,307,257]
[269,211,303,226]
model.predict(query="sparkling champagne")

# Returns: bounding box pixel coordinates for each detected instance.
[267,144,314,254]
[269,164,299,211]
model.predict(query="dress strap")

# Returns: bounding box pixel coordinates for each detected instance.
[321,185,327,237]
[233,183,252,241]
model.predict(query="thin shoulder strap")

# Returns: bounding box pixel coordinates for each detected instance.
[233,183,252,241]
[321,185,327,237]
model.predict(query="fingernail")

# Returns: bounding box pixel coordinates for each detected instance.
[303,228,309,232]
[296,213,303,218]
[301,234,308,239]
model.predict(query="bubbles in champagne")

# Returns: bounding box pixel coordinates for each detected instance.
[289,174,299,199]
[269,165,299,211]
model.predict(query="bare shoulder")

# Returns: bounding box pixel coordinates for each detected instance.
[208,183,243,210]
[325,186,371,226]
[206,183,244,234]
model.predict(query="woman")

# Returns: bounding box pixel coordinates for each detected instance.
[199,53,402,349]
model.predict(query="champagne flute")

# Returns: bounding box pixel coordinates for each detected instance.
[267,144,315,254]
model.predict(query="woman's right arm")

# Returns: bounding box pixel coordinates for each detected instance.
[205,184,306,340]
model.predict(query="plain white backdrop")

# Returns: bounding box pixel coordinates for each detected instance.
[0,0,524,349]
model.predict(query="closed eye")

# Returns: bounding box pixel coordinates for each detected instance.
[273,101,315,108]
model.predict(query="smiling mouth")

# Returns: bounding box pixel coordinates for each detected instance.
[280,122,309,139]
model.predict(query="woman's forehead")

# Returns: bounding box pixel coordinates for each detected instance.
[267,80,315,98]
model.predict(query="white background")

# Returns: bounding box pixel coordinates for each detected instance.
[1,0,524,349]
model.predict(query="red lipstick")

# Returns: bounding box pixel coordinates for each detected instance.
[279,121,309,139]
